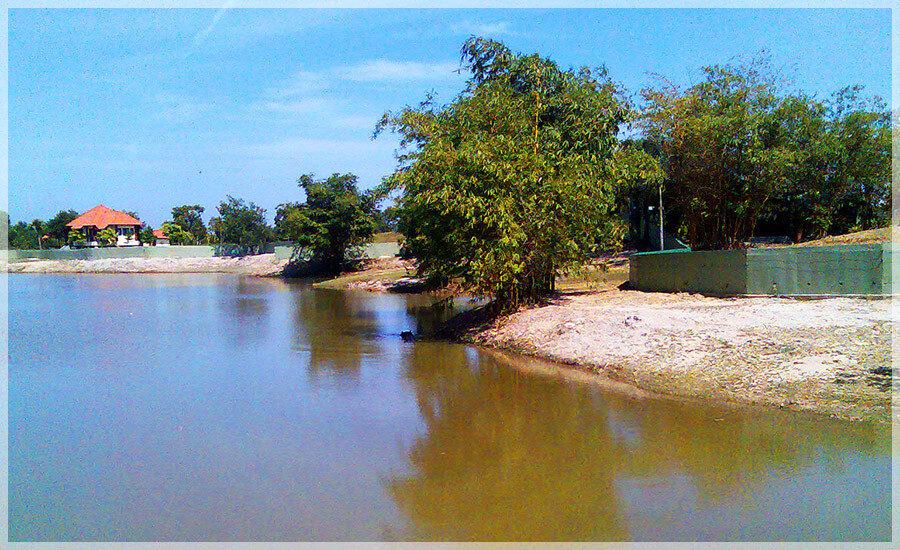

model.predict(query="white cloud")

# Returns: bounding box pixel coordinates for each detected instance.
[343,59,461,83]
[450,21,516,37]
[191,4,231,48]
[249,97,339,116]
[266,70,329,99]
[153,93,213,123]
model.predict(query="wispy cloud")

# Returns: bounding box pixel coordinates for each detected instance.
[267,70,329,99]
[249,97,339,116]
[450,21,517,37]
[249,58,465,130]
[344,59,461,83]
[191,3,231,48]
[153,93,213,123]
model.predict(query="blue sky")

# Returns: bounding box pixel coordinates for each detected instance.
[8,8,893,227]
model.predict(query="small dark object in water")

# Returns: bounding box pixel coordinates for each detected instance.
[400,331,416,342]
[870,366,892,377]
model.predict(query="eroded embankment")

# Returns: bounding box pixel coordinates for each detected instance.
[458,290,895,423]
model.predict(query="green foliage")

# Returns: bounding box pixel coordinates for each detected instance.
[97,227,117,247]
[0,212,7,250]
[210,195,272,249]
[641,56,891,249]
[139,225,157,246]
[275,173,377,273]
[160,221,193,245]
[67,228,85,245]
[640,55,797,249]
[41,209,80,248]
[763,86,890,241]
[376,37,654,309]
[170,205,207,244]
[8,221,38,249]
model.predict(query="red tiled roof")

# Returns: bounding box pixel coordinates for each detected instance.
[152,229,167,239]
[67,205,142,230]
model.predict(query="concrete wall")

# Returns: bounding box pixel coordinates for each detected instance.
[4,245,258,262]
[745,244,887,296]
[6,241,402,263]
[630,249,747,295]
[631,243,894,296]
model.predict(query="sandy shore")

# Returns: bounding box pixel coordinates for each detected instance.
[5,254,290,276]
[462,290,895,423]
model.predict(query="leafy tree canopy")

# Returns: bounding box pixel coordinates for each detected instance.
[139,225,157,246]
[375,37,657,309]
[210,196,272,249]
[275,173,377,273]
[97,227,117,247]
[160,222,193,245]
[43,209,80,248]
[171,204,207,244]
[640,55,890,249]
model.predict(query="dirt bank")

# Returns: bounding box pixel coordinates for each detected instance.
[461,289,894,423]
[5,254,290,277]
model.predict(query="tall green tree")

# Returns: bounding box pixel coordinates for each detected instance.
[9,221,39,249]
[160,222,193,245]
[376,37,654,310]
[640,56,798,250]
[43,209,80,248]
[209,196,272,249]
[139,225,157,246]
[170,205,207,244]
[275,173,377,274]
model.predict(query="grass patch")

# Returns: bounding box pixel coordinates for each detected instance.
[372,231,402,243]
[313,267,411,289]
[556,258,630,292]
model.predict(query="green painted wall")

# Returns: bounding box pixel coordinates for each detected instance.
[630,249,747,295]
[746,244,886,295]
[631,243,893,296]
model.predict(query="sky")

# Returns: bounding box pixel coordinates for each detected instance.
[7,7,893,227]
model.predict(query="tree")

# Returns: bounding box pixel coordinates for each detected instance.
[275,173,378,274]
[209,196,272,249]
[139,225,157,246]
[160,222,193,245]
[97,227,117,247]
[376,37,654,309]
[44,209,80,248]
[9,221,39,249]
[67,228,85,246]
[640,55,799,250]
[755,87,890,242]
[170,205,207,244]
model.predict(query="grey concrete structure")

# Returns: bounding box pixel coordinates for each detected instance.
[631,243,894,296]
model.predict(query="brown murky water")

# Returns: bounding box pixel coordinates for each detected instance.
[9,274,892,541]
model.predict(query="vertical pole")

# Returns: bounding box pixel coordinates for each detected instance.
[658,183,664,251]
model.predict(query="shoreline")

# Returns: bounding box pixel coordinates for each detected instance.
[4,254,291,277]
[8,254,894,422]
[455,289,894,423]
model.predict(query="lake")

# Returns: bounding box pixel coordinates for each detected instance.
[8,274,893,541]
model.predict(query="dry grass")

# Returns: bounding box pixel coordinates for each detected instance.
[787,226,895,247]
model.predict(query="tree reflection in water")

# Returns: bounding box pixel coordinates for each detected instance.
[385,344,889,541]
[289,287,381,382]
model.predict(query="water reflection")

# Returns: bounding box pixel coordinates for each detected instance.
[9,275,891,542]
[289,288,379,381]
[216,277,273,346]
[387,348,890,541]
